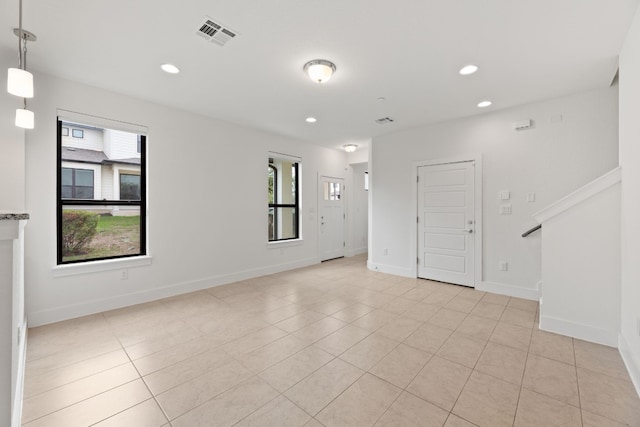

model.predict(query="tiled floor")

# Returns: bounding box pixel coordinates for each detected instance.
[22,255,640,426]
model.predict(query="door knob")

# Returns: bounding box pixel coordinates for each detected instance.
[463,229,473,233]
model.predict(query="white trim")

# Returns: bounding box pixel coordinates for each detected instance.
[268,151,302,163]
[410,154,483,286]
[347,246,368,257]
[57,109,148,135]
[32,256,319,327]
[12,317,27,427]
[539,314,618,347]
[534,167,621,223]
[266,239,304,249]
[477,280,540,301]
[52,255,153,277]
[367,260,414,278]
[619,333,640,398]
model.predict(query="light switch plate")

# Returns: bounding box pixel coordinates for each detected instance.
[500,205,512,215]
[500,191,510,200]
[527,192,536,203]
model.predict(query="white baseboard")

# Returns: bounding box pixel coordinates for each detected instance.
[28,257,320,326]
[477,281,540,301]
[539,314,618,347]
[346,247,368,257]
[619,333,640,398]
[366,261,414,278]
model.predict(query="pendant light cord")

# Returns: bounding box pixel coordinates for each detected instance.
[17,0,23,70]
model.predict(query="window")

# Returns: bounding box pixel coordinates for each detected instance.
[57,118,146,264]
[62,127,69,136]
[268,155,300,241]
[365,171,369,191]
[72,129,84,138]
[323,181,341,200]
[62,168,94,199]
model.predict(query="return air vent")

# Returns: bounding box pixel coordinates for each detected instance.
[375,117,395,125]
[196,17,237,46]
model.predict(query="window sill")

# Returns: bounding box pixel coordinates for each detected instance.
[267,239,304,249]
[52,255,152,277]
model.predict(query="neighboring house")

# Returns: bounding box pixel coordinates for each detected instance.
[60,123,141,216]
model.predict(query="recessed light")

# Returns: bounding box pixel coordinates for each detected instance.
[305,117,317,123]
[459,65,478,75]
[477,100,492,108]
[160,64,180,74]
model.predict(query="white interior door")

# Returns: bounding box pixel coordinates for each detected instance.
[418,162,475,286]
[320,176,345,261]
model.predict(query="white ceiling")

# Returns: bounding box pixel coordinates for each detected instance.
[1,0,637,150]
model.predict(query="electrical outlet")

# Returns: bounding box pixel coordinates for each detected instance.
[499,261,508,271]
[383,248,389,256]
[120,269,128,280]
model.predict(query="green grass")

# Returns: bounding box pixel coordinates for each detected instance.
[63,215,140,262]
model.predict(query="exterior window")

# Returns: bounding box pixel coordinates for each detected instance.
[323,181,341,200]
[365,171,369,191]
[268,155,300,241]
[62,168,94,199]
[57,119,146,264]
[62,127,69,136]
[72,129,84,138]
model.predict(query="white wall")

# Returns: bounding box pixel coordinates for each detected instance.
[24,72,348,326]
[619,4,640,395]
[370,87,619,298]
[347,162,368,256]
[0,47,26,212]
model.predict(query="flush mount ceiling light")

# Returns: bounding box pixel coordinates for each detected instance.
[303,59,336,83]
[160,63,180,74]
[7,0,37,129]
[477,100,493,108]
[459,65,478,75]
[305,117,317,123]
[343,144,358,153]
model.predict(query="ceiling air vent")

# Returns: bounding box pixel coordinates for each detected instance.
[375,117,395,125]
[196,17,237,46]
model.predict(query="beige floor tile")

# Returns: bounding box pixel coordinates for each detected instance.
[293,317,348,344]
[452,371,519,427]
[444,296,479,313]
[500,307,535,328]
[514,389,581,427]
[529,329,574,365]
[331,303,375,322]
[522,354,579,407]
[480,293,510,306]
[351,309,399,332]
[123,327,202,360]
[92,398,169,427]
[22,363,140,423]
[402,303,441,322]
[314,324,371,356]
[475,342,527,385]
[274,310,327,333]
[436,332,486,368]
[443,414,476,427]
[236,334,308,373]
[143,347,232,395]
[381,297,418,314]
[582,410,629,427]
[259,346,334,392]
[370,343,432,388]
[574,339,631,381]
[303,418,325,427]
[375,391,448,427]
[26,337,122,375]
[361,292,396,308]
[507,297,538,313]
[339,333,399,370]
[490,322,532,351]
[258,303,305,324]
[376,317,423,341]
[222,326,288,355]
[471,301,506,320]
[404,323,453,354]
[23,379,151,427]
[382,282,417,296]
[24,348,130,398]
[234,395,311,427]
[401,287,433,301]
[317,373,401,426]
[305,298,353,316]
[422,291,457,307]
[427,308,467,330]
[156,359,252,419]
[284,358,364,416]
[578,367,640,426]
[171,376,278,427]
[407,356,472,411]
[455,315,497,341]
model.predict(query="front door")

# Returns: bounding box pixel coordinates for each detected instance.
[320,176,345,261]
[417,162,475,286]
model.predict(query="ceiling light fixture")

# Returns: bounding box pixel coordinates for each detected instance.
[7,0,36,129]
[305,117,317,123]
[303,59,336,83]
[477,100,492,108]
[343,144,358,153]
[161,64,180,74]
[459,65,478,76]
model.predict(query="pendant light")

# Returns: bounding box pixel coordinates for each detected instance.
[7,0,37,129]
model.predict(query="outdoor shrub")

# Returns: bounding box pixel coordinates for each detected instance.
[62,211,99,255]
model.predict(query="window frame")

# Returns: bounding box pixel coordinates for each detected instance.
[56,119,147,265]
[61,126,69,136]
[71,128,84,138]
[268,155,300,242]
[62,167,95,199]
